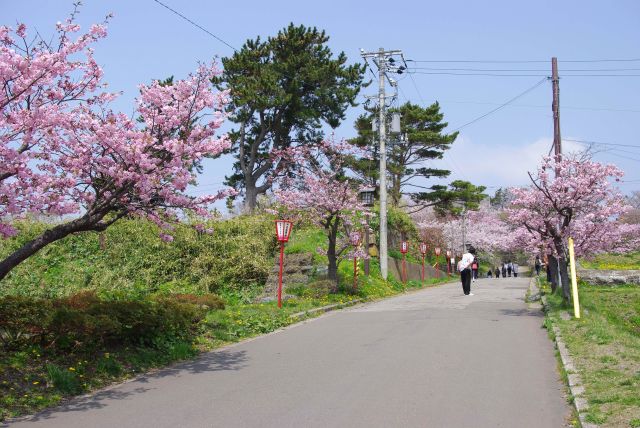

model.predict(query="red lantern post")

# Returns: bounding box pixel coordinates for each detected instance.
[350,232,362,291]
[435,247,441,278]
[419,242,427,283]
[446,250,452,276]
[400,241,409,283]
[275,220,293,308]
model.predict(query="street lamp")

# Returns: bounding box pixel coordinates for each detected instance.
[446,250,452,276]
[400,241,409,283]
[350,231,362,291]
[419,242,427,283]
[435,247,441,278]
[275,219,293,309]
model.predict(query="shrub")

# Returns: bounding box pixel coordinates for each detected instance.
[0,292,209,352]
[0,296,52,349]
[168,293,225,310]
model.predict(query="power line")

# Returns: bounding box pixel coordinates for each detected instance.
[437,100,640,114]
[409,71,548,77]
[409,67,640,72]
[408,71,640,77]
[564,138,640,148]
[449,78,547,132]
[406,58,640,63]
[152,0,238,52]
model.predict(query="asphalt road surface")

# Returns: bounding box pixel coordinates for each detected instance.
[7,276,570,428]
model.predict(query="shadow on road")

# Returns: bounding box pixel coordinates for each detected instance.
[15,349,248,424]
[499,308,543,318]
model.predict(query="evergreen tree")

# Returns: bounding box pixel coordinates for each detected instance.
[214,24,366,211]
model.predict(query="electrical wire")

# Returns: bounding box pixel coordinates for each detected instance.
[408,71,640,77]
[152,0,238,51]
[408,67,640,72]
[448,78,548,132]
[406,58,640,63]
[564,139,640,148]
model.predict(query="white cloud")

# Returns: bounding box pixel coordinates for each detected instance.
[434,135,585,190]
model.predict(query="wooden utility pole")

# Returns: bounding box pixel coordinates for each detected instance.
[551,57,561,174]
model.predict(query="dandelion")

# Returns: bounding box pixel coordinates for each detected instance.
[32,381,39,385]
[68,367,75,371]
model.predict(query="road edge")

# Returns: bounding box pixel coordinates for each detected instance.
[529,277,599,428]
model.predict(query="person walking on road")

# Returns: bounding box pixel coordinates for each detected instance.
[507,261,513,277]
[458,253,474,296]
[513,262,519,277]
[495,266,501,278]
[535,255,542,276]
[501,263,507,278]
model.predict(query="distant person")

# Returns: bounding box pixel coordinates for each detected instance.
[502,264,507,278]
[513,262,519,277]
[458,253,475,296]
[535,256,542,276]
[495,266,501,278]
[507,261,513,277]
[487,270,493,278]
[471,257,479,281]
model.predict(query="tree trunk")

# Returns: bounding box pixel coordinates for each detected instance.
[326,218,340,284]
[547,254,558,293]
[558,257,571,301]
[0,211,107,281]
[244,179,258,213]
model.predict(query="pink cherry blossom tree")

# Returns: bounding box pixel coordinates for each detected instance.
[274,140,368,284]
[0,11,232,281]
[415,205,515,256]
[507,154,640,299]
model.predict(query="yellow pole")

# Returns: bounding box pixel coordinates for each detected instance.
[568,237,580,318]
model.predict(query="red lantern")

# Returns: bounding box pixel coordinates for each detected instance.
[446,249,451,258]
[419,242,427,255]
[274,220,293,308]
[275,219,293,243]
[400,241,409,283]
[419,242,427,283]
[434,247,441,256]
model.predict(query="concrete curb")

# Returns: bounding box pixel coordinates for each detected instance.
[534,278,599,428]
[290,299,363,319]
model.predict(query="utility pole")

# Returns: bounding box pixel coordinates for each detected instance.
[377,48,389,280]
[361,48,402,280]
[550,56,564,294]
[551,57,562,175]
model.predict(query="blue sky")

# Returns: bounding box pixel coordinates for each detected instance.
[4,0,640,205]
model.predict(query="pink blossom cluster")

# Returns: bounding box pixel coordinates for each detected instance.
[273,139,369,264]
[0,17,232,238]
[415,205,515,254]
[507,156,640,258]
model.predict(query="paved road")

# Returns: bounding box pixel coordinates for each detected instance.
[7,276,570,428]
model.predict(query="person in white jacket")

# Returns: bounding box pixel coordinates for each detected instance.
[457,253,475,296]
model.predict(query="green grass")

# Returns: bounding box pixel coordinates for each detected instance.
[544,283,640,427]
[580,252,640,271]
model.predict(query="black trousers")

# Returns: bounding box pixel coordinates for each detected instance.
[460,268,472,295]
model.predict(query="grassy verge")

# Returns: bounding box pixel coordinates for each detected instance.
[580,252,640,270]
[542,281,640,427]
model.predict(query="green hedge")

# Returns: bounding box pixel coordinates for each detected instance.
[0,291,222,352]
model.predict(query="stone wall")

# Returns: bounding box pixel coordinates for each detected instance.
[388,257,447,282]
[577,268,640,286]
